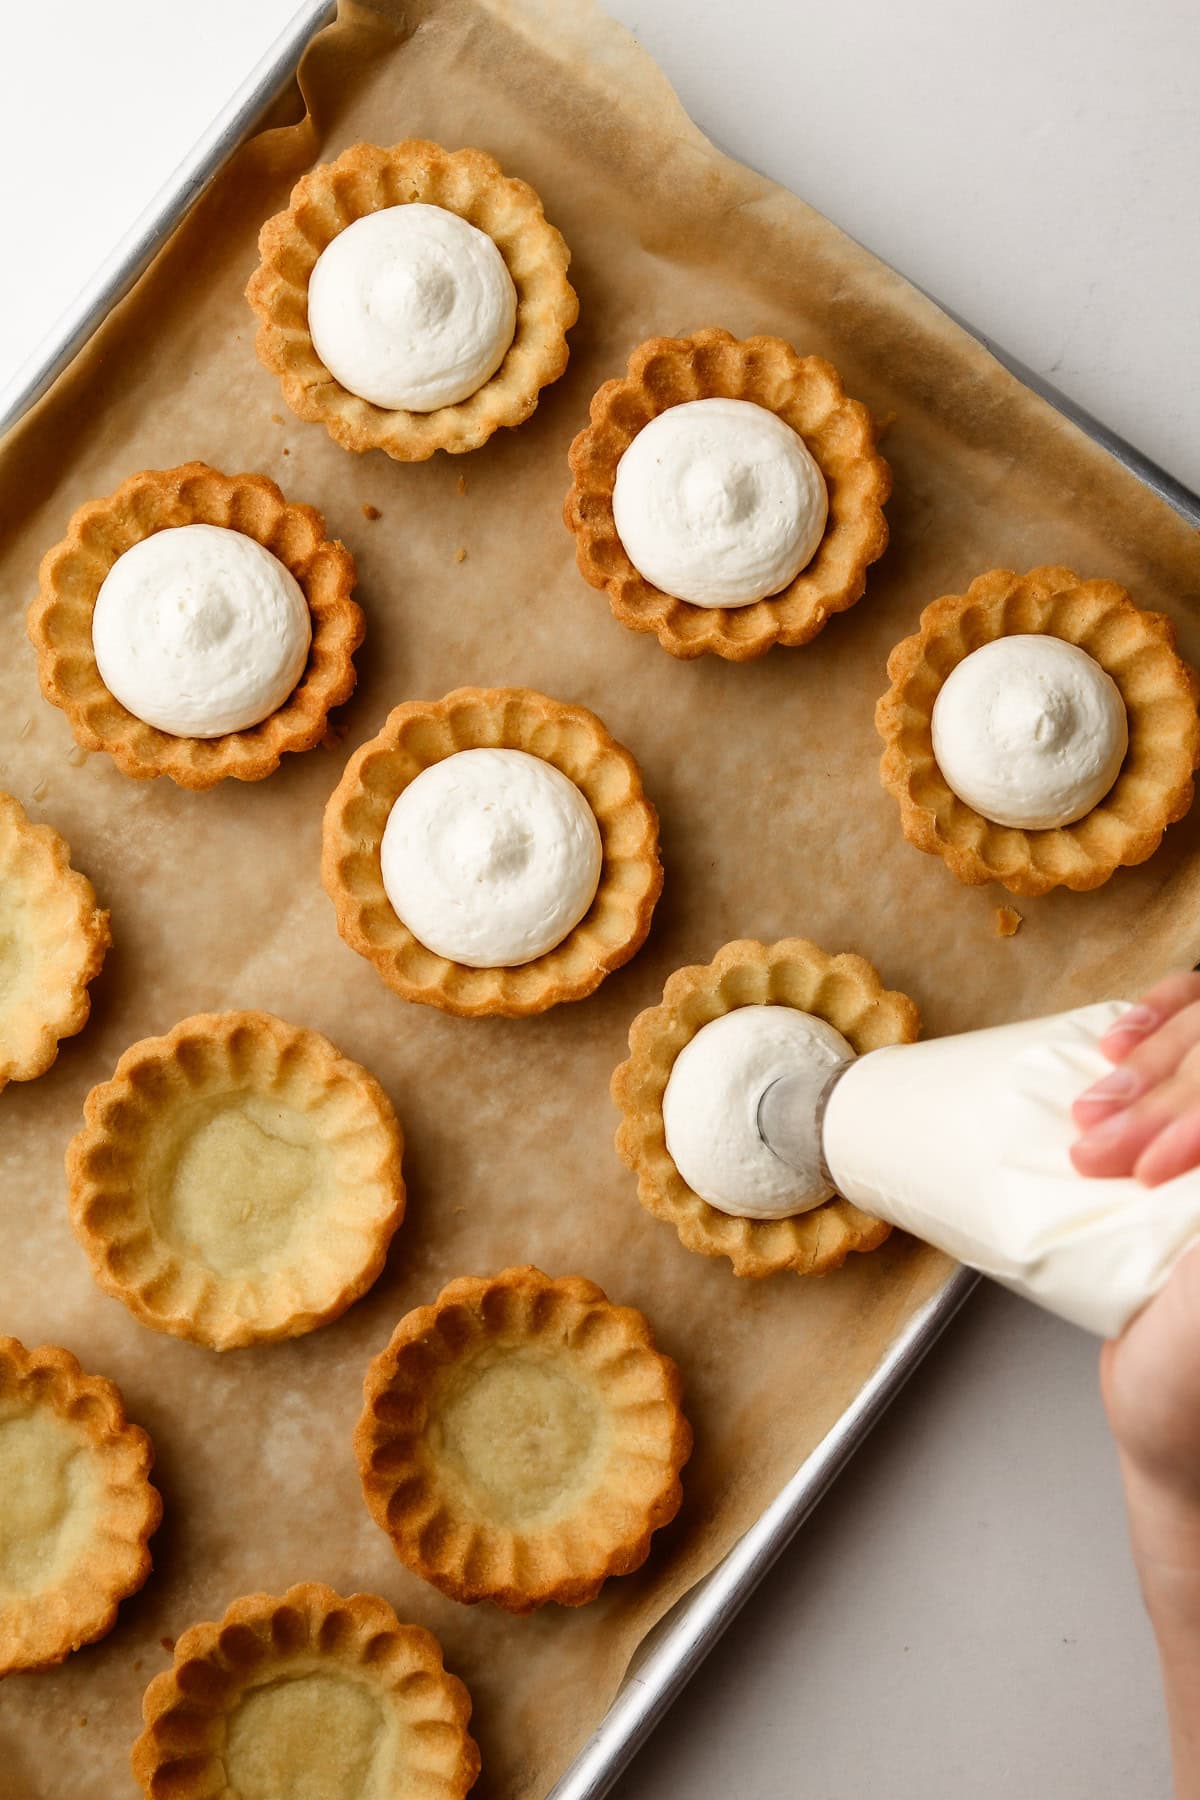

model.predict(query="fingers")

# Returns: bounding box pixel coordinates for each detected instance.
[1071,1083,1180,1179]
[1073,996,1200,1129]
[1134,1104,1200,1188]
[1071,1052,1200,1183]
[1096,971,1200,1064]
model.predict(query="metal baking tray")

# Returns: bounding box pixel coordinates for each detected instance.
[3,7,1197,1798]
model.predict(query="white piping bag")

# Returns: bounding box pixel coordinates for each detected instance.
[758,1001,1200,1337]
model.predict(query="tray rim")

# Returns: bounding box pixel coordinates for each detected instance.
[4,9,1198,1800]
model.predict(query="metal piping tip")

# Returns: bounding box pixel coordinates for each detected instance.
[756,1060,852,1183]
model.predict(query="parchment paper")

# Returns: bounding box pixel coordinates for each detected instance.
[2,3,1200,1794]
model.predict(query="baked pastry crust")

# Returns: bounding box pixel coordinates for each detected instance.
[0,791,110,1090]
[0,1337,160,1675]
[29,462,362,789]
[355,1267,691,1613]
[321,686,662,1017]
[67,1010,405,1351]
[131,1582,479,1799]
[564,328,891,660]
[612,938,919,1278]
[246,139,578,460]
[877,566,1200,896]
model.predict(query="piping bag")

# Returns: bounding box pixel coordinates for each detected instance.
[756,1000,1200,1338]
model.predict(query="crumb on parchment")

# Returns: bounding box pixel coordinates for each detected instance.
[456,473,467,496]
[361,503,381,520]
[454,547,467,563]
[995,906,1022,937]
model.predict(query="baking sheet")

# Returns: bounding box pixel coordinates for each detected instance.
[3,2,1200,1795]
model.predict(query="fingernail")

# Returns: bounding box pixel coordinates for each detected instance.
[1078,1065,1140,1107]
[1077,1113,1127,1147]
[1108,1004,1157,1035]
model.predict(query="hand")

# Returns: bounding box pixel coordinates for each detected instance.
[1102,1238,1200,1515]
[1071,970,1200,1185]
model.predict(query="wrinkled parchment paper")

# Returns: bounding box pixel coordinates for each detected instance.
[2,2,1200,1794]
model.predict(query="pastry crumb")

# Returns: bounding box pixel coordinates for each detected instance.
[281,446,290,456]
[270,413,284,425]
[454,546,467,563]
[995,906,1023,938]
[456,474,468,496]
[160,1636,175,1653]
[78,1717,88,1728]
[361,503,382,521]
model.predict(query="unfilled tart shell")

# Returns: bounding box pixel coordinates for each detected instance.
[29,462,362,789]
[131,1582,479,1799]
[0,1337,161,1676]
[612,938,920,1278]
[67,1010,405,1351]
[564,328,891,660]
[246,139,578,460]
[354,1267,692,1613]
[321,687,662,1017]
[877,565,1200,896]
[0,790,110,1091]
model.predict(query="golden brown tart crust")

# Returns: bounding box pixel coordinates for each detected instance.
[246,139,578,460]
[131,1582,479,1799]
[0,790,110,1090]
[321,686,663,1018]
[564,328,891,660]
[67,1010,405,1351]
[877,565,1200,896]
[354,1267,692,1613]
[29,462,362,789]
[612,938,919,1278]
[0,1337,160,1675]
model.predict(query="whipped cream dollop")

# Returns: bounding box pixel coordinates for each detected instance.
[611,397,829,608]
[92,524,312,737]
[380,748,603,967]
[307,204,518,412]
[662,1005,855,1219]
[931,634,1128,829]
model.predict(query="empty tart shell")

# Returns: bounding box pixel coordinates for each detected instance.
[877,565,1200,896]
[564,328,891,660]
[67,1010,405,1351]
[0,790,110,1091]
[131,1582,479,1799]
[321,686,662,1018]
[0,1337,160,1675]
[612,938,919,1278]
[355,1267,692,1613]
[29,462,362,789]
[246,139,578,460]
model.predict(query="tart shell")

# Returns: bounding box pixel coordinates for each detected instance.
[67,1010,405,1351]
[246,139,578,460]
[612,938,920,1278]
[321,687,663,1018]
[0,790,110,1090]
[0,1337,161,1676]
[354,1267,692,1613]
[564,328,891,660]
[29,463,362,789]
[131,1582,479,1799]
[877,566,1200,896]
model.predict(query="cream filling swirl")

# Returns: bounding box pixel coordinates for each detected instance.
[380,748,603,967]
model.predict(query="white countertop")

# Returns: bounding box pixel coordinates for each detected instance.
[3,2,1193,1794]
